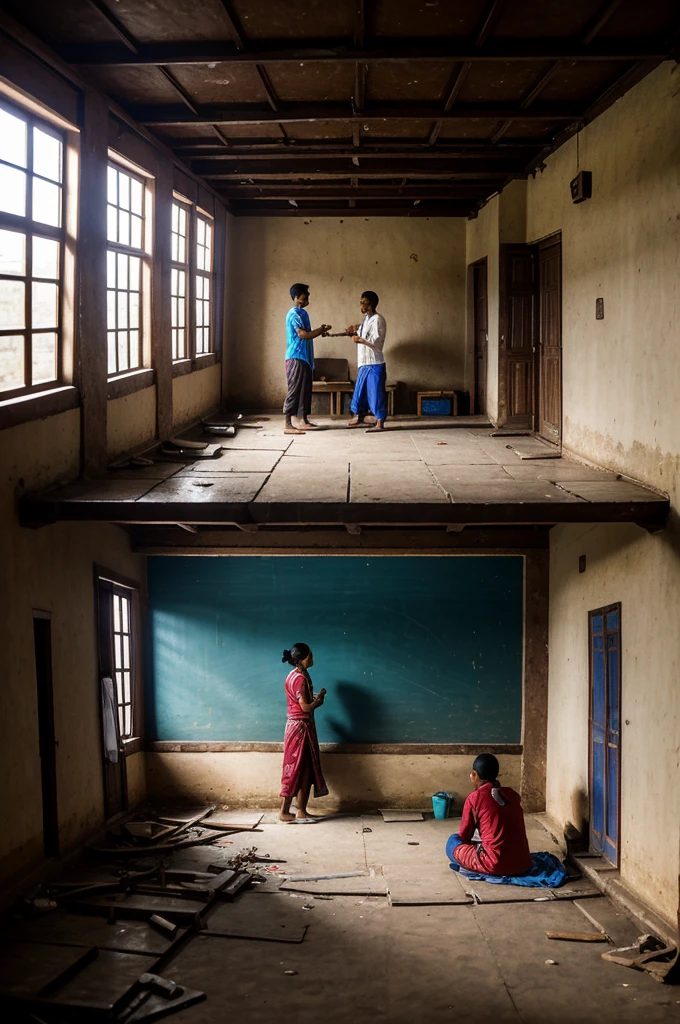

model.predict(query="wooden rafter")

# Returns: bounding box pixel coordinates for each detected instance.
[475,0,507,48]
[138,102,584,127]
[581,0,626,45]
[85,0,138,53]
[62,39,670,67]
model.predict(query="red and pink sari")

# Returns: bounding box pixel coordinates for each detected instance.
[280,668,328,798]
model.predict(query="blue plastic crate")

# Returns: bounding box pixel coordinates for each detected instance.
[421,397,452,416]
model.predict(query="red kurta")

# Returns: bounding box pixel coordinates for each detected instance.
[452,782,532,875]
[279,668,328,799]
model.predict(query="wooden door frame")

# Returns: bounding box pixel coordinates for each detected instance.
[94,565,143,820]
[535,232,563,444]
[497,232,562,435]
[32,610,59,858]
[467,256,488,416]
[588,602,622,867]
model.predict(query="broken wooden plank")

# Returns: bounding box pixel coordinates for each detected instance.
[65,894,211,925]
[546,930,608,942]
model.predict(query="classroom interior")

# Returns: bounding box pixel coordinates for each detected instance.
[1,1,679,1020]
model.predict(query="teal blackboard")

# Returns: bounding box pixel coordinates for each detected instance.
[147,556,523,744]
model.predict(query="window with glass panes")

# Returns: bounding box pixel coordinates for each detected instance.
[107,163,145,376]
[111,588,134,740]
[171,200,188,361]
[0,101,64,397]
[195,215,212,355]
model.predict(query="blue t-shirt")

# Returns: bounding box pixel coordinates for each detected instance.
[285,306,314,367]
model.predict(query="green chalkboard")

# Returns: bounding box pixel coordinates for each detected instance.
[147,556,523,744]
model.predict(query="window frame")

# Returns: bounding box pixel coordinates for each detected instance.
[170,194,190,363]
[106,153,153,381]
[0,98,68,401]
[171,195,215,374]
[95,567,143,756]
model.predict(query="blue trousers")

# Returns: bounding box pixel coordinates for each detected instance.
[351,363,387,421]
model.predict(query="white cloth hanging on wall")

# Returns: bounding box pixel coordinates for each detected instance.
[101,676,120,763]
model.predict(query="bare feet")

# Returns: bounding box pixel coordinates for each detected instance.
[363,415,377,426]
[284,426,305,435]
[366,421,385,433]
[279,811,296,823]
[347,417,364,429]
[300,420,320,430]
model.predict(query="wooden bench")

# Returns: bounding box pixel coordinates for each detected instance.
[312,358,354,416]
[313,360,400,417]
[417,390,456,416]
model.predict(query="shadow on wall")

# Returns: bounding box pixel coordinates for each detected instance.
[387,339,465,392]
[322,680,386,810]
[571,785,589,836]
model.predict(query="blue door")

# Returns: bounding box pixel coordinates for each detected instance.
[589,605,621,866]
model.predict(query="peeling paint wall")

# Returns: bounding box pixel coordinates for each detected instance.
[465,197,500,424]
[1,410,146,885]
[172,362,222,430]
[225,216,466,410]
[145,751,521,812]
[524,62,680,926]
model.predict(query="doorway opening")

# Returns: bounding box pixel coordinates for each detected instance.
[33,611,59,858]
[588,603,622,866]
[471,258,488,415]
[499,233,562,442]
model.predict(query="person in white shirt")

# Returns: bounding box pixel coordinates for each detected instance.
[345,290,387,433]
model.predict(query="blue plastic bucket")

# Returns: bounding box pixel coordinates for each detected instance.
[431,791,451,819]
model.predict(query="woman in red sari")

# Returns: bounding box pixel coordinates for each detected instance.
[279,642,329,823]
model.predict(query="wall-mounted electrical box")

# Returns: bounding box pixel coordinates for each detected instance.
[570,170,592,204]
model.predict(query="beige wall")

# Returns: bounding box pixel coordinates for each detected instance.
[107,386,157,459]
[523,63,680,926]
[1,409,146,885]
[172,362,222,430]
[146,751,521,812]
[225,216,467,410]
[465,197,500,423]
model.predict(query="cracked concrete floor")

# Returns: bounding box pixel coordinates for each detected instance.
[161,813,680,1024]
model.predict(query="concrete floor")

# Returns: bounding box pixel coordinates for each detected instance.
[161,813,680,1024]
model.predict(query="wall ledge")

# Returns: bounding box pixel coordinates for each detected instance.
[147,741,523,755]
[0,385,79,431]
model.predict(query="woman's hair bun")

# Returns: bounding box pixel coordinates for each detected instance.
[282,649,292,664]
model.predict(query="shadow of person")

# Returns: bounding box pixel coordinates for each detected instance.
[321,681,388,812]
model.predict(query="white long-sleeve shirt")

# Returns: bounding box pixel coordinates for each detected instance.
[356,312,386,367]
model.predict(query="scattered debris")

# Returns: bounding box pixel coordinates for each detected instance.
[602,933,679,983]
[407,842,420,847]
[284,970,298,976]
[545,959,558,965]
[301,905,315,911]
[547,931,608,942]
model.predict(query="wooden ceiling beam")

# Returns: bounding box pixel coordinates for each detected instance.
[85,0,138,54]
[139,102,583,126]
[169,138,542,153]
[218,0,246,51]
[228,206,475,217]
[581,0,626,46]
[475,0,507,49]
[187,147,538,163]
[157,66,199,115]
[353,62,367,113]
[200,170,514,181]
[219,186,495,198]
[62,39,670,66]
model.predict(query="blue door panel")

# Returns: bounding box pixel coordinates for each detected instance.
[590,606,621,867]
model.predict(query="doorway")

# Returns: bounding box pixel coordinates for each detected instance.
[588,604,622,866]
[499,234,562,440]
[537,236,562,443]
[472,259,488,415]
[33,612,59,857]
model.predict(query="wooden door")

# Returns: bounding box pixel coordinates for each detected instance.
[473,261,488,415]
[33,614,59,857]
[538,238,562,443]
[589,605,621,866]
[500,245,536,426]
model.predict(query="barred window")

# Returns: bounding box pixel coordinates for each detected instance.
[0,101,65,397]
[195,215,212,355]
[107,162,146,376]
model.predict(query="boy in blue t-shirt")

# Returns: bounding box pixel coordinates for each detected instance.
[284,283,331,434]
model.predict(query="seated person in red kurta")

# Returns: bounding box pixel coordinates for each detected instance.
[446,753,532,876]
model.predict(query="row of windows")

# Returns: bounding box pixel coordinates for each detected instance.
[0,100,215,399]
